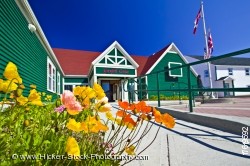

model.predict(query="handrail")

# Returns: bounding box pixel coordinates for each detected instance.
[125,48,250,112]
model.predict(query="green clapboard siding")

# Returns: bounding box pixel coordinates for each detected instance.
[0,0,61,100]
[147,52,197,97]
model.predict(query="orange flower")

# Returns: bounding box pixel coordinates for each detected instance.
[116,110,127,117]
[161,113,175,128]
[153,108,162,123]
[123,114,136,128]
[141,106,152,114]
[118,100,130,110]
[140,113,148,121]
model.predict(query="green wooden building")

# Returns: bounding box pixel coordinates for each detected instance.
[0,0,63,99]
[1,0,198,102]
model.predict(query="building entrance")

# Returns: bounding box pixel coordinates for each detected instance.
[101,80,120,102]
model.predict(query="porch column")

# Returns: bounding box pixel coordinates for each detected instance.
[232,80,235,96]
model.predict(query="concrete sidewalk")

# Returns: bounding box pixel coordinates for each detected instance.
[108,103,250,166]
[126,119,250,166]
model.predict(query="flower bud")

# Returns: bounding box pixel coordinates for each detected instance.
[16,88,23,97]
[23,120,30,127]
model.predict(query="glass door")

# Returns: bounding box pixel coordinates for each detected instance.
[101,81,114,102]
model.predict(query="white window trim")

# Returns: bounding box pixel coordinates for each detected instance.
[228,68,233,76]
[168,62,183,77]
[57,72,61,94]
[47,57,56,93]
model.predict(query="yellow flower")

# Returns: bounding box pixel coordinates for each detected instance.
[17,95,28,105]
[0,80,18,92]
[65,137,80,159]
[81,116,109,133]
[3,62,22,84]
[73,86,85,96]
[28,89,43,106]
[93,83,105,100]
[95,97,111,112]
[45,95,52,101]
[106,111,115,121]
[125,145,136,155]
[30,84,36,89]
[66,119,84,132]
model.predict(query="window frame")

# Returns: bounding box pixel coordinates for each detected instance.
[57,72,61,94]
[204,70,209,77]
[228,68,233,76]
[245,68,250,76]
[47,58,56,92]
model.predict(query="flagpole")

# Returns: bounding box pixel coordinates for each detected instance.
[201,1,215,98]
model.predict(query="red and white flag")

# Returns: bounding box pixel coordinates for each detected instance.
[204,31,214,59]
[193,8,202,34]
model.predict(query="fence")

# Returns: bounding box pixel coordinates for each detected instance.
[123,48,250,112]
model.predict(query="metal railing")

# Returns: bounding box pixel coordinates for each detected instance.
[123,48,250,112]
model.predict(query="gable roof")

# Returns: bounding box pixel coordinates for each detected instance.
[217,76,234,81]
[92,41,139,68]
[53,42,198,77]
[142,44,170,75]
[53,48,100,76]
[131,55,148,75]
[190,56,250,66]
[145,43,198,76]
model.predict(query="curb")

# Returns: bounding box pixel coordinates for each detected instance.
[157,107,250,136]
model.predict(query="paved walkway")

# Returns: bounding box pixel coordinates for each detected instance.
[125,119,250,166]
[147,97,250,118]
[109,98,250,166]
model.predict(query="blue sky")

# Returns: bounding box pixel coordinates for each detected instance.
[29,0,250,57]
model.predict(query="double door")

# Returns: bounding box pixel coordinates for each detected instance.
[101,80,119,102]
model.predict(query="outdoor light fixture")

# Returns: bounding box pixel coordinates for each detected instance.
[28,23,36,32]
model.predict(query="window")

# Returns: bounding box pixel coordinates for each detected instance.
[228,68,233,75]
[57,72,61,94]
[204,70,209,77]
[47,58,56,92]
[245,68,250,76]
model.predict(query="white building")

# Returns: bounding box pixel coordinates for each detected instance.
[185,56,250,97]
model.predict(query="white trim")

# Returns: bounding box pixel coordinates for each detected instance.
[47,57,56,93]
[64,75,88,78]
[57,72,61,94]
[64,83,86,85]
[146,44,171,74]
[95,64,135,69]
[216,65,250,68]
[146,43,198,76]
[62,78,65,92]
[92,41,139,68]
[168,62,183,77]
[16,0,65,76]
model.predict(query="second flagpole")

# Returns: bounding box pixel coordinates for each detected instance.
[201,1,215,98]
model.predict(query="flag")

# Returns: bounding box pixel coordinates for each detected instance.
[204,31,213,59]
[193,8,202,34]
[207,31,213,55]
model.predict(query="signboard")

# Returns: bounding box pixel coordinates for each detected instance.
[96,67,135,75]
